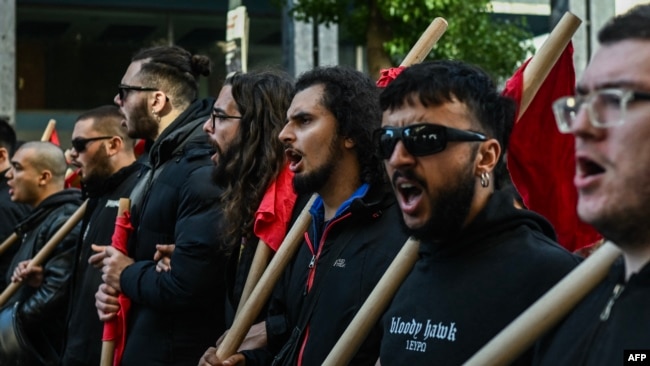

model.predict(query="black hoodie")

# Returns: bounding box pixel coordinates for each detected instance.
[380,190,580,366]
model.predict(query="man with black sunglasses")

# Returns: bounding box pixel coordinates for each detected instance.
[377,60,579,365]
[90,45,226,366]
[59,105,140,366]
[534,5,650,365]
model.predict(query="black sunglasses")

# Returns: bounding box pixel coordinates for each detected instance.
[118,84,160,101]
[375,123,488,159]
[71,136,114,152]
[211,112,242,130]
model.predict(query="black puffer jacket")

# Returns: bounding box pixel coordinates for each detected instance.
[0,188,83,366]
[243,183,409,366]
[61,163,141,366]
[118,98,228,366]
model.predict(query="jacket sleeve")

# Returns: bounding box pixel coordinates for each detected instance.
[120,163,225,309]
[17,210,80,326]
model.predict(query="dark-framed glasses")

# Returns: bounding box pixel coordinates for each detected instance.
[553,88,650,133]
[71,136,114,153]
[374,123,488,159]
[211,112,242,130]
[118,84,160,101]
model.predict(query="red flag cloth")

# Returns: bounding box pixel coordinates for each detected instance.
[133,139,146,158]
[101,212,134,366]
[503,43,601,252]
[253,164,297,251]
[64,168,82,189]
[49,128,60,146]
[376,66,406,87]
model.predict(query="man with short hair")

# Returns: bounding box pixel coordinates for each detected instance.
[377,60,579,365]
[91,45,226,365]
[534,5,650,364]
[0,141,82,366]
[0,118,30,290]
[60,105,140,366]
[205,66,409,366]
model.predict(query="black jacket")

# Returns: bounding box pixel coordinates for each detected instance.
[118,98,229,366]
[60,163,141,366]
[534,257,650,366]
[0,169,31,291]
[0,189,83,366]
[243,183,409,366]
[379,190,580,365]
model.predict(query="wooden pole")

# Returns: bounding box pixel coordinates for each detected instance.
[40,119,56,142]
[400,17,448,67]
[322,237,420,366]
[0,233,19,257]
[464,242,621,366]
[216,194,317,360]
[517,12,582,121]
[100,198,131,366]
[236,240,273,316]
[0,200,87,307]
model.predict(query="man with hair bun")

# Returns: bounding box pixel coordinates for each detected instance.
[91,46,226,365]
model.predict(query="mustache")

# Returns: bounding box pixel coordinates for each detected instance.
[391,169,427,189]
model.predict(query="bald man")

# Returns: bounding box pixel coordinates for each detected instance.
[0,141,83,366]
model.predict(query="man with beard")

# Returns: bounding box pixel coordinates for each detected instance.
[534,5,650,365]
[60,105,140,366]
[206,66,408,366]
[0,118,31,291]
[0,141,82,365]
[377,60,579,365]
[90,45,226,365]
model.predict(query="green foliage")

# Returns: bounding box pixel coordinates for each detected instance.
[285,0,535,81]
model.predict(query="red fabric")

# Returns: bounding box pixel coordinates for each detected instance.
[376,66,406,87]
[134,139,146,158]
[101,212,134,366]
[503,43,601,252]
[49,129,60,146]
[64,168,81,189]
[253,164,297,251]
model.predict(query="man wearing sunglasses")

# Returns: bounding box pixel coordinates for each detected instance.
[59,105,140,366]
[535,5,650,365]
[90,45,226,366]
[0,141,82,365]
[377,60,579,365]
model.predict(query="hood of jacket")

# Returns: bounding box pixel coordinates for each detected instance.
[148,97,215,168]
[419,189,557,259]
[14,189,83,235]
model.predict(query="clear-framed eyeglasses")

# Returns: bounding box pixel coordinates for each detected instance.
[552,88,650,134]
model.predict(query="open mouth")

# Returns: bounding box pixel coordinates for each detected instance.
[393,174,424,214]
[285,148,303,171]
[577,156,605,178]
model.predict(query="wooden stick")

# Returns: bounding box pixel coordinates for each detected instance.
[518,12,582,120]
[464,242,621,366]
[0,233,19,257]
[216,194,317,360]
[40,119,57,142]
[0,200,87,307]
[100,198,131,366]
[236,240,273,316]
[400,17,448,67]
[322,237,420,366]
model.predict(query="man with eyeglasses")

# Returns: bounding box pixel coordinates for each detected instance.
[207,66,408,366]
[90,45,226,366]
[59,105,140,366]
[534,5,650,365]
[377,60,579,365]
[0,141,82,366]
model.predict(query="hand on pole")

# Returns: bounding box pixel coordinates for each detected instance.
[11,260,44,288]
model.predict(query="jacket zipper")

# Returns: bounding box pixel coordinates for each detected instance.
[599,283,624,321]
[297,212,352,366]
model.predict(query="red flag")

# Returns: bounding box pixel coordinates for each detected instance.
[64,168,82,189]
[253,164,297,251]
[376,66,407,87]
[503,43,601,252]
[133,139,146,158]
[49,128,60,146]
[102,210,134,366]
